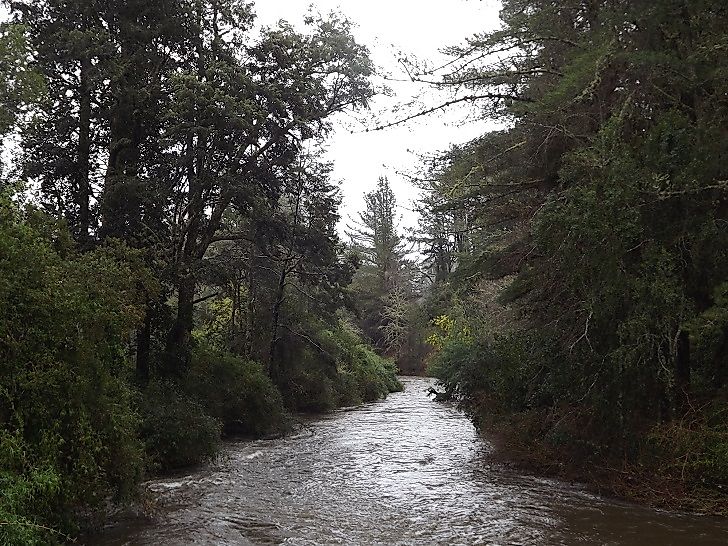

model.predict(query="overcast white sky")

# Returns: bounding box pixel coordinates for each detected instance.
[254,0,504,233]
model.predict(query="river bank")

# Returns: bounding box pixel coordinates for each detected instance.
[83,377,728,545]
[76,359,403,540]
[467,402,728,517]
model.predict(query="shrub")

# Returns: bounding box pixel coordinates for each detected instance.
[427,331,541,414]
[279,322,403,412]
[646,404,728,487]
[0,202,146,542]
[344,344,402,403]
[139,381,222,472]
[283,351,341,412]
[185,346,288,436]
[0,433,65,545]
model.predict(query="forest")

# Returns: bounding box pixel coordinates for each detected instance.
[412,0,728,514]
[1,0,728,543]
[0,1,403,542]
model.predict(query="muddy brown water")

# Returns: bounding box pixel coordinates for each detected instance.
[89,377,728,545]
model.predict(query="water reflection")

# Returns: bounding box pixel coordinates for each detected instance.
[89,377,728,545]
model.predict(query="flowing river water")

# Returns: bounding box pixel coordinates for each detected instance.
[91,377,728,545]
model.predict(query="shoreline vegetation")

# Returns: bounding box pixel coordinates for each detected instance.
[0,199,402,543]
[471,406,728,517]
[412,0,728,521]
[2,0,728,542]
[0,1,408,541]
[427,335,728,516]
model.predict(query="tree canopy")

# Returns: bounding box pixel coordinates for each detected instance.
[0,3,404,542]
[417,0,728,512]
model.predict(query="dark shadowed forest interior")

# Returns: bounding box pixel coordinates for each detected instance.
[1,0,728,544]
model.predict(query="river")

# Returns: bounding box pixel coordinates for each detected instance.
[90,377,728,545]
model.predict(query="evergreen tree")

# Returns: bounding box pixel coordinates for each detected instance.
[418,0,728,501]
[348,176,404,288]
[348,177,419,357]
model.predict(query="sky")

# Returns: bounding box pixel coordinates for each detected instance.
[253,0,504,233]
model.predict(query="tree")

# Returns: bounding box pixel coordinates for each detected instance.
[11,1,375,376]
[155,8,374,373]
[0,23,43,145]
[202,149,354,378]
[348,176,404,287]
[347,176,424,361]
[0,2,405,538]
[418,0,728,480]
[11,0,115,242]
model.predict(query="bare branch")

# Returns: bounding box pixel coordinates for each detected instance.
[364,94,533,132]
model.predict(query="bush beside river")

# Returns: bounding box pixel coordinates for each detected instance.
[0,202,401,545]
[428,333,728,516]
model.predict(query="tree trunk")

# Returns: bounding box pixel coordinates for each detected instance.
[675,329,691,414]
[244,251,257,359]
[267,265,288,378]
[267,176,304,376]
[100,31,144,239]
[164,273,195,375]
[136,309,152,386]
[76,53,92,244]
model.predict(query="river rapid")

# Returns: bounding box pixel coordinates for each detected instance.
[91,377,728,545]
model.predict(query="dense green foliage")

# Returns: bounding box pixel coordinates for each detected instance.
[416,0,728,509]
[0,1,402,541]
[185,346,287,436]
[0,22,44,141]
[0,200,145,543]
[139,381,222,472]
[9,0,727,536]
